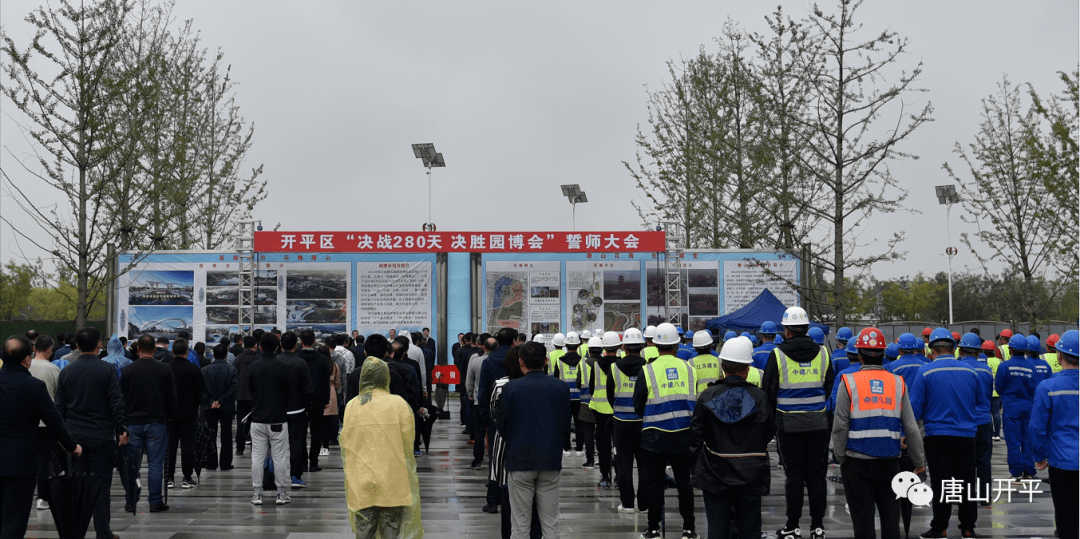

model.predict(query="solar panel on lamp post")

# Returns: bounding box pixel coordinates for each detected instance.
[560,184,586,231]
[412,143,445,231]
[935,185,959,324]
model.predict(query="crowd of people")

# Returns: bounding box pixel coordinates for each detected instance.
[1,312,1076,539]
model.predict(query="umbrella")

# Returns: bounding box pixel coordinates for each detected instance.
[192,415,216,480]
[420,405,440,453]
[899,451,918,538]
[47,471,107,539]
[116,445,140,515]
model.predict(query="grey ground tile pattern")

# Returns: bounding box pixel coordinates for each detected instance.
[22,398,1061,538]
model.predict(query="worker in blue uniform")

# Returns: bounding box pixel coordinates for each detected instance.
[753,321,779,371]
[832,326,853,364]
[883,343,900,368]
[828,340,861,412]
[908,328,986,539]
[677,331,695,360]
[995,333,1053,480]
[886,333,927,392]
[957,333,995,506]
[1030,329,1079,539]
[832,338,858,376]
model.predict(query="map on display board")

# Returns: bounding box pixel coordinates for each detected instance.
[722,259,798,313]
[484,260,561,335]
[566,260,642,333]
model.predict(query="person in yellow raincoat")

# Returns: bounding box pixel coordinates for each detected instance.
[341,357,423,538]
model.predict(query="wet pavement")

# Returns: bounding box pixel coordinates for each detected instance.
[23,397,1062,538]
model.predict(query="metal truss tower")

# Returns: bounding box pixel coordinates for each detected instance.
[662,221,684,324]
[237,220,260,336]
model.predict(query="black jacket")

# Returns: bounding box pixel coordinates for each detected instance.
[167,356,206,423]
[229,344,245,358]
[689,375,774,496]
[153,347,174,362]
[298,347,332,410]
[276,351,314,413]
[1,364,78,477]
[234,349,261,401]
[247,352,295,424]
[201,359,238,412]
[55,354,128,442]
[386,357,422,411]
[121,356,176,424]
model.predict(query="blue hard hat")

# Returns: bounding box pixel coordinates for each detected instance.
[724,330,738,342]
[1008,333,1027,352]
[837,327,854,341]
[775,334,784,344]
[760,321,778,334]
[958,332,982,350]
[1026,335,1041,354]
[885,343,900,359]
[741,331,753,340]
[685,330,695,340]
[750,335,760,346]
[897,332,921,350]
[845,338,859,354]
[808,327,825,345]
[929,327,955,345]
[676,326,685,336]
[1057,330,1079,357]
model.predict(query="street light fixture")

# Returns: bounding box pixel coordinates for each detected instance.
[412,143,445,231]
[561,184,588,231]
[935,184,960,325]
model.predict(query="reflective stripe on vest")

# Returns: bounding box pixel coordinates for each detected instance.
[690,354,720,394]
[641,357,696,432]
[611,367,641,421]
[578,360,593,404]
[556,360,580,400]
[844,369,904,458]
[589,363,613,414]
[775,346,830,413]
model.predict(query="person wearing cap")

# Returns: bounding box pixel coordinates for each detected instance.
[677,330,695,360]
[908,328,986,538]
[576,334,609,470]
[642,326,660,362]
[753,321,779,371]
[980,339,1003,441]
[995,333,1052,481]
[883,343,900,367]
[548,333,566,373]
[577,330,592,358]
[553,333,585,457]
[689,330,721,394]
[832,327,853,367]
[633,322,698,539]
[886,333,928,394]
[608,328,650,514]
[1029,329,1079,539]
[922,327,934,356]
[690,335,774,539]
[995,329,1013,361]
[832,328,925,539]
[957,333,995,506]
[762,307,834,539]
[588,330,628,489]
[1043,334,1061,373]
[1027,335,1049,366]
[828,339,863,414]
[808,327,826,347]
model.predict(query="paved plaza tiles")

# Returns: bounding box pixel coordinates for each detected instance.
[23,398,1062,538]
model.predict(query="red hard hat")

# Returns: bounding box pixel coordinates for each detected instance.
[999,329,1013,338]
[854,327,887,350]
[981,340,996,351]
[952,331,961,341]
[1047,334,1060,348]
[922,328,932,336]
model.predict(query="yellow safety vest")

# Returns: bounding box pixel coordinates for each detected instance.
[643,346,660,361]
[1045,352,1061,373]
[987,355,1001,397]
[721,366,763,387]
[641,355,696,432]
[588,361,613,415]
[774,346,830,414]
[690,354,720,394]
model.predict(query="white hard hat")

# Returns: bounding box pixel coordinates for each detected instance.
[587,336,604,348]
[532,334,545,344]
[622,328,645,345]
[643,325,658,339]
[601,331,622,348]
[564,331,581,345]
[594,328,604,338]
[692,330,714,349]
[781,306,809,326]
[653,323,681,346]
[551,333,565,347]
[580,329,593,340]
[719,336,754,364]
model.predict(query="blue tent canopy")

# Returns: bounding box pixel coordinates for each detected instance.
[705,289,830,334]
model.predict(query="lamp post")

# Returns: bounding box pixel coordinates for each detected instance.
[560,184,588,231]
[935,185,960,325]
[412,143,445,231]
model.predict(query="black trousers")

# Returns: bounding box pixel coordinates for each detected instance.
[641,449,695,533]
[459,389,469,425]
[35,426,67,502]
[486,418,500,506]
[168,419,196,480]
[472,405,487,466]
[202,408,234,470]
[613,419,648,509]
[71,437,115,539]
[235,400,252,453]
[974,423,993,500]
[702,490,761,539]
[287,412,308,479]
[580,418,596,464]
[1049,466,1078,539]
[594,413,613,480]
[924,435,977,531]
[307,406,324,468]
[564,401,583,451]
[841,458,901,539]
[0,476,37,539]
[776,428,829,530]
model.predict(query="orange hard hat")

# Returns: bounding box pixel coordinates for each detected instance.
[1047,334,1060,348]
[999,329,1013,338]
[981,340,996,351]
[922,327,932,336]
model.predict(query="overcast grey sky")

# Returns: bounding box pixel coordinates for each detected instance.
[2,0,1077,281]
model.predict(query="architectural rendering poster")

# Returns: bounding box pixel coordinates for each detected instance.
[484,260,561,335]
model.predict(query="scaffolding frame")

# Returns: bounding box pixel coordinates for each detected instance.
[237,220,259,336]
[662,221,684,324]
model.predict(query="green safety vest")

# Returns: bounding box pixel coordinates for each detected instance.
[987,355,1001,397]
[641,355,696,433]
[774,346,830,414]
[588,361,613,415]
[642,346,660,361]
[689,354,720,394]
[1045,352,1061,373]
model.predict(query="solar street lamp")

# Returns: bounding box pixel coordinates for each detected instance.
[561,184,588,231]
[412,143,445,231]
[935,185,960,325]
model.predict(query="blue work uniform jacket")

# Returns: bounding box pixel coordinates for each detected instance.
[1029,369,1079,470]
[828,363,862,412]
[959,355,994,426]
[909,355,986,437]
[995,356,1053,414]
[752,342,778,371]
[886,354,927,392]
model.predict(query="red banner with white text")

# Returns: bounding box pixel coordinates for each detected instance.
[254,231,666,253]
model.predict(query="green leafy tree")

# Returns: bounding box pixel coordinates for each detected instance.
[0,261,36,320]
[1029,69,1079,278]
